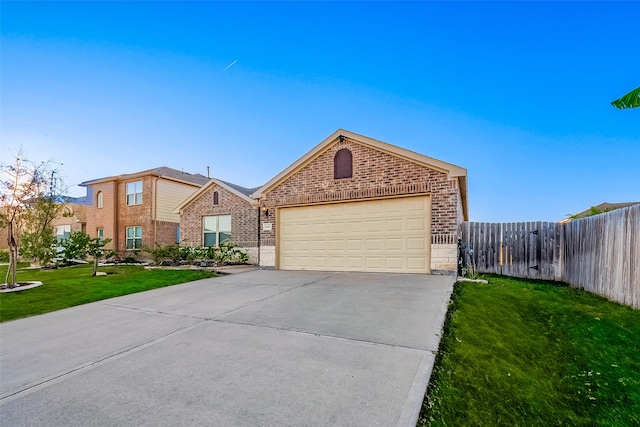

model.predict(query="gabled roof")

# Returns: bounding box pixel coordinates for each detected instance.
[560,201,640,223]
[174,178,258,213]
[217,179,260,197]
[79,166,209,187]
[251,129,469,219]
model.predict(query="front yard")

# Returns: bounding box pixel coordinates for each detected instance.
[0,264,215,322]
[420,275,640,426]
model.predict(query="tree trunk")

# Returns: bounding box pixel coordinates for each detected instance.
[93,256,98,277]
[6,220,18,287]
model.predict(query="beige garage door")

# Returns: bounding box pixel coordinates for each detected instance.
[278,196,431,273]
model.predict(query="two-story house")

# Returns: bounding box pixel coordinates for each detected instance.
[79,167,208,257]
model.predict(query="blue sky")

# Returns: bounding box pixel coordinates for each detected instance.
[1,1,638,222]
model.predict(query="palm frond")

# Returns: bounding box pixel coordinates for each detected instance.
[611,86,640,109]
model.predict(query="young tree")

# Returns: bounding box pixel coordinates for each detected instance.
[87,236,114,276]
[0,151,65,287]
[62,231,91,261]
[60,231,113,276]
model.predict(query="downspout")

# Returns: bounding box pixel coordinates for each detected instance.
[153,177,158,248]
[257,201,261,267]
[113,181,119,254]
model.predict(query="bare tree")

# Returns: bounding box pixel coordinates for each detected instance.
[0,150,65,287]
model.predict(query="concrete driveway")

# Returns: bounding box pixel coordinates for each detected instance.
[0,270,454,426]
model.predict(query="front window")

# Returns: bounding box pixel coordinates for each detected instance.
[56,225,71,242]
[97,228,104,240]
[97,191,103,208]
[126,181,142,206]
[203,215,231,247]
[126,226,142,250]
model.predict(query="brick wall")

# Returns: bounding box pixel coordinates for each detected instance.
[154,220,179,246]
[259,138,462,243]
[117,177,154,254]
[180,184,258,250]
[85,181,118,251]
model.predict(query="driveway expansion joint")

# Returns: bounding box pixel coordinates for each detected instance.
[210,317,430,355]
[102,303,209,320]
[0,319,206,403]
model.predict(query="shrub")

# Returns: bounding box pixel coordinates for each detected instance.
[144,244,183,265]
[169,243,249,266]
[19,229,58,266]
[0,250,10,263]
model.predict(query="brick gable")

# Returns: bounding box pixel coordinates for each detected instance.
[180,183,258,250]
[260,138,462,245]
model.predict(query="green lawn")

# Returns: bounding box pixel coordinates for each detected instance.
[0,263,215,322]
[419,275,640,427]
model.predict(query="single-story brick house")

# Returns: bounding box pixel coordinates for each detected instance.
[175,178,260,263]
[177,129,468,274]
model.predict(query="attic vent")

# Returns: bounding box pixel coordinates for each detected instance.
[213,191,219,205]
[334,149,352,179]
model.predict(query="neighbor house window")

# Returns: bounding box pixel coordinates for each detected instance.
[126,181,143,206]
[56,224,71,242]
[213,191,219,205]
[126,226,142,250]
[334,149,352,179]
[203,215,231,247]
[97,228,104,240]
[97,191,103,208]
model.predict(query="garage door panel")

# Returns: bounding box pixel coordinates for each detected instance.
[407,238,427,250]
[278,196,431,273]
[365,220,383,233]
[385,219,404,232]
[347,239,363,251]
[385,257,404,269]
[385,238,404,251]
[346,221,364,233]
[407,258,427,270]
[347,257,365,269]
[364,239,383,251]
[406,218,427,232]
[328,221,345,234]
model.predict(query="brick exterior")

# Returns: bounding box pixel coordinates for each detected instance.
[84,174,202,258]
[259,138,462,246]
[51,204,87,235]
[180,184,258,251]
[85,181,118,251]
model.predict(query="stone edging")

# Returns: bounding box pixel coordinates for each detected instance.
[0,281,44,293]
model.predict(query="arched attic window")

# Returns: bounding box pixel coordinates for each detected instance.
[96,191,103,208]
[334,149,353,179]
[213,191,219,205]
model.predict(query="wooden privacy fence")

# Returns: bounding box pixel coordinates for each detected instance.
[460,204,640,309]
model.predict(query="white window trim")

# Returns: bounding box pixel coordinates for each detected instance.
[126,181,143,206]
[126,226,143,250]
[203,215,231,247]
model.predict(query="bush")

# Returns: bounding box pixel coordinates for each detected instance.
[61,231,91,261]
[149,243,250,266]
[144,244,183,265]
[19,229,58,266]
[0,250,9,263]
